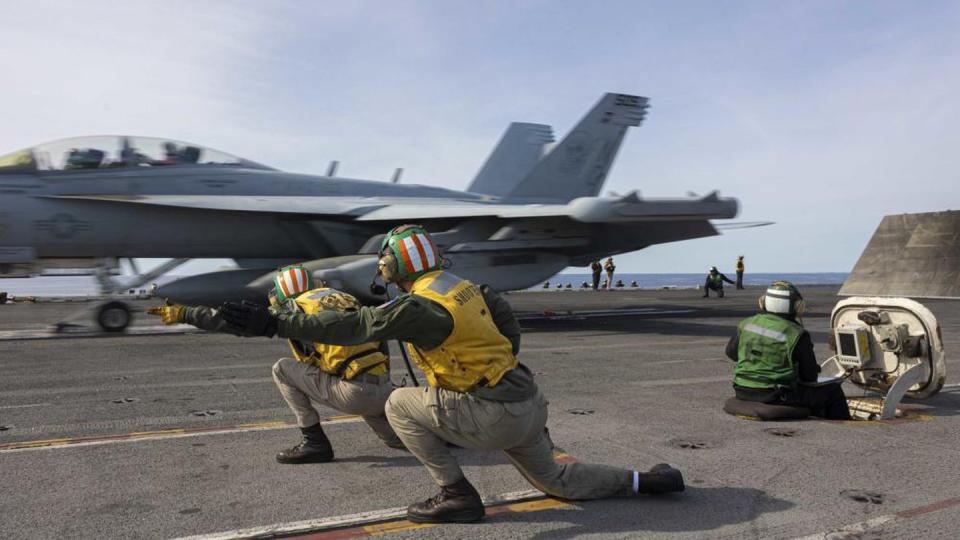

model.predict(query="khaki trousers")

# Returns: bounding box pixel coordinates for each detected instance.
[272,358,401,447]
[385,387,632,500]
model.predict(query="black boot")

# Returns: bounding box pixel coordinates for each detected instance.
[276,424,334,464]
[407,477,485,523]
[636,463,685,494]
[383,438,408,451]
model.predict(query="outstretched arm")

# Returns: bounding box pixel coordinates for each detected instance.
[275,294,453,351]
[181,305,248,336]
[148,304,246,336]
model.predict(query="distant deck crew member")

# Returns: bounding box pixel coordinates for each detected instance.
[725,281,850,419]
[703,266,735,298]
[735,256,745,289]
[604,257,616,291]
[591,260,602,290]
[148,266,404,463]
[218,225,685,524]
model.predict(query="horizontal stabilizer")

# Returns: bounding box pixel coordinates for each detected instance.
[467,123,555,197]
[713,221,775,230]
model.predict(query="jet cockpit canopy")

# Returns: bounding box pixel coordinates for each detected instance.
[0,135,272,174]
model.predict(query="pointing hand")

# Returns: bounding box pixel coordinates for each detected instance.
[147,302,185,325]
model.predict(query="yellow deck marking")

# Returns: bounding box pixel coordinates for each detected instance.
[0,416,363,452]
[364,521,436,535]
[506,498,574,512]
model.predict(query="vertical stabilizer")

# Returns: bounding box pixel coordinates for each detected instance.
[506,93,648,202]
[467,122,554,197]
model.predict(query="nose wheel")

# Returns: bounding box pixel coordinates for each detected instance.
[96,301,131,332]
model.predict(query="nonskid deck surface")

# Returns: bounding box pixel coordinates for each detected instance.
[2,287,960,539]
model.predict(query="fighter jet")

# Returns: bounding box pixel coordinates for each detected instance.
[0,93,739,331]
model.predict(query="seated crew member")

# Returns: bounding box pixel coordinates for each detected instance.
[148,266,404,463]
[725,281,851,420]
[703,266,735,298]
[219,225,685,524]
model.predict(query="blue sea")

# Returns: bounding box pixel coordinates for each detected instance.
[0,272,848,297]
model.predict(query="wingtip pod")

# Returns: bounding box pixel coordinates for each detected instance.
[567,193,739,223]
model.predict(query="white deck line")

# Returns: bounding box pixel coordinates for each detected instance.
[175,489,547,540]
[793,514,898,540]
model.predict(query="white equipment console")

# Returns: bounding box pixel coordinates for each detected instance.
[822,297,946,420]
[834,326,872,368]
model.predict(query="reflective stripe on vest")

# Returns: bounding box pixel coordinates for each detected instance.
[288,288,388,378]
[733,313,803,390]
[405,271,516,393]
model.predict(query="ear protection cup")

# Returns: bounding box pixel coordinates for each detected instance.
[378,224,439,282]
[378,253,399,284]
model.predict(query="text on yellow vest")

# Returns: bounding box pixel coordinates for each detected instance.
[406,271,517,392]
[288,288,387,378]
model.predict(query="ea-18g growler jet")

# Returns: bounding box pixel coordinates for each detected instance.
[0,93,740,331]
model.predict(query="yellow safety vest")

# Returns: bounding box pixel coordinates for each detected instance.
[287,288,388,378]
[736,260,745,272]
[405,271,517,392]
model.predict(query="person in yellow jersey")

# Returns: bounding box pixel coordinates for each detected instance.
[735,255,746,290]
[148,266,404,464]
[219,225,685,524]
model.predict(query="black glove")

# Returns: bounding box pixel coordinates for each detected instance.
[220,300,277,337]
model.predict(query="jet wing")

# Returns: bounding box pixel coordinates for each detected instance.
[46,195,388,217]
[46,191,738,223]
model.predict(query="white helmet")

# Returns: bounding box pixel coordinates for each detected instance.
[759,281,805,316]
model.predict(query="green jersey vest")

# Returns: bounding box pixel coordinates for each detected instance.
[708,274,723,287]
[734,313,804,390]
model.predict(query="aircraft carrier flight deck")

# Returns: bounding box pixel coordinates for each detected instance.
[2,287,959,539]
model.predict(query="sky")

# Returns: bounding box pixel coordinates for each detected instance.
[1,0,958,275]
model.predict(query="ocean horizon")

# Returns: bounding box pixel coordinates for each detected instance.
[0,272,848,297]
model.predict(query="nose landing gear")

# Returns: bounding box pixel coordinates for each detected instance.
[96,301,132,332]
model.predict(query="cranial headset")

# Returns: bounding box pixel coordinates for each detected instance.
[371,224,440,294]
[758,280,805,317]
[272,265,312,303]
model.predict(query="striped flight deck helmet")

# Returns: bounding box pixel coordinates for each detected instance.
[759,280,805,317]
[378,224,440,283]
[273,265,312,302]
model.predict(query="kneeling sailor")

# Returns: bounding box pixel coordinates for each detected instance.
[219,225,685,524]
[148,266,403,463]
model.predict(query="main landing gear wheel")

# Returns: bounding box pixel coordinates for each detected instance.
[96,301,131,332]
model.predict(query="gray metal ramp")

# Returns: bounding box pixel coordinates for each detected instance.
[840,210,960,298]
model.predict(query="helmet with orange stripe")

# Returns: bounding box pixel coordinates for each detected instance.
[272,265,312,303]
[378,224,440,284]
